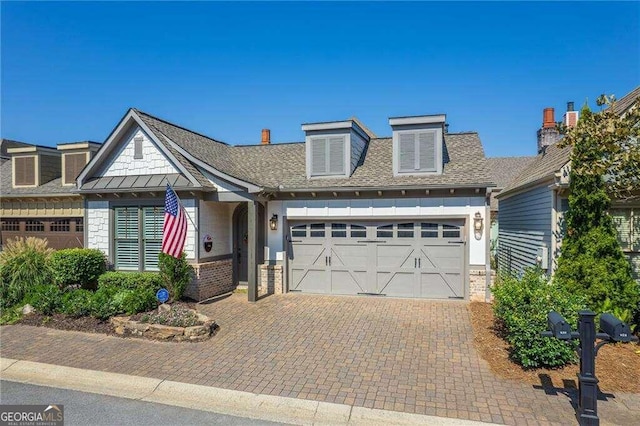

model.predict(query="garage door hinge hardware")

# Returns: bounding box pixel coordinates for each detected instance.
[357,293,386,296]
[448,241,464,244]
[449,296,464,299]
[357,240,387,243]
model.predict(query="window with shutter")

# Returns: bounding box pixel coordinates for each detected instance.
[396,130,438,174]
[310,136,346,176]
[115,207,140,270]
[14,156,36,186]
[64,153,87,185]
[311,138,327,175]
[399,133,416,172]
[418,132,436,171]
[142,207,163,270]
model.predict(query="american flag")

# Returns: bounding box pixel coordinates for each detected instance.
[162,184,187,258]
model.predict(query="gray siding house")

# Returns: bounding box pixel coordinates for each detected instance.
[77,108,496,303]
[497,86,640,280]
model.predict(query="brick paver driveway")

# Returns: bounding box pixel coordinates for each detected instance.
[1,293,638,425]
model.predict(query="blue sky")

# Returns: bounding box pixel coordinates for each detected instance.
[2,2,638,157]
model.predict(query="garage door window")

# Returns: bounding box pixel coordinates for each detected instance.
[351,224,366,238]
[443,224,461,238]
[331,223,347,238]
[291,224,306,237]
[397,223,414,238]
[310,223,325,237]
[421,223,438,238]
[377,224,393,238]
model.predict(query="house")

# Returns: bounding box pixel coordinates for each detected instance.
[77,108,496,302]
[0,139,100,250]
[496,86,640,280]
[486,156,536,259]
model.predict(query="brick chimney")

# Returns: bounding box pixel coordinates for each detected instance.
[537,107,561,153]
[563,101,579,128]
[261,129,271,145]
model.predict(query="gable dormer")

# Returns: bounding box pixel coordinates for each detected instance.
[390,114,446,176]
[8,145,60,188]
[57,141,101,186]
[302,120,369,179]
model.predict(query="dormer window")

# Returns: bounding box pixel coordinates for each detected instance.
[57,141,100,186]
[13,156,36,186]
[390,115,445,176]
[302,120,370,179]
[310,136,345,176]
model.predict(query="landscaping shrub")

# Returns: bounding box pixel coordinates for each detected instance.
[0,237,53,310]
[60,289,94,317]
[492,268,585,368]
[90,285,120,320]
[90,284,157,320]
[26,285,64,316]
[158,252,193,301]
[49,248,106,289]
[97,271,163,292]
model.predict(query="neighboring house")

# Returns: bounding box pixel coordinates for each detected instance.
[497,86,640,280]
[486,156,536,257]
[77,109,496,302]
[0,139,101,249]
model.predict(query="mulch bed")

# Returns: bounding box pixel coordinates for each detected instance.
[16,301,203,340]
[469,301,640,393]
[18,313,115,335]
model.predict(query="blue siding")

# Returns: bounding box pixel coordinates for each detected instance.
[498,185,552,276]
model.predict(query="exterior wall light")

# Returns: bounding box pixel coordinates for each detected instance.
[473,212,483,240]
[269,214,278,231]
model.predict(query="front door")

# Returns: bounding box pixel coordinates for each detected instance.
[235,205,248,283]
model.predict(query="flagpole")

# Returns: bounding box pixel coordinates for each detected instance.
[165,181,197,229]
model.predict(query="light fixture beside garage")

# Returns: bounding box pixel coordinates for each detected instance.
[269,214,278,231]
[473,212,484,240]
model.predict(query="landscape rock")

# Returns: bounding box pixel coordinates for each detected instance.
[147,324,185,340]
[22,304,35,315]
[158,304,171,313]
[184,325,208,338]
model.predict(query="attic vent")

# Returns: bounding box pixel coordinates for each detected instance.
[398,131,437,173]
[310,136,345,176]
[134,136,143,159]
[14,156,36,186]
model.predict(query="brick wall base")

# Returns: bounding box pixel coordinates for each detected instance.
[259,264,283,297]
[185,258,235,301]
[469,269,496,302]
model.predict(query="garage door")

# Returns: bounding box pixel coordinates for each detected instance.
[288,221,465,299]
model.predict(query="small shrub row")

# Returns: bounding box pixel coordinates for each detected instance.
[492,268,586,369]
[22,271,163,320]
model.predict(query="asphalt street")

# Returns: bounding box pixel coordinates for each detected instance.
[0,380,283,426]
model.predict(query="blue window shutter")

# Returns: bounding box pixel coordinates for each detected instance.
[143,207,163,270]
[399,133,416,171]
[115,207,139,270]
[418,131,436,171]
[328,137,345,174]
[311,138,327,175]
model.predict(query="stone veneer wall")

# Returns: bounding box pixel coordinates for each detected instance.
[259,264,283,297]
[469,269,495,302]
[185,258,234,301]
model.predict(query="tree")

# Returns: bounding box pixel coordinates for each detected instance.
[554,97,640,324]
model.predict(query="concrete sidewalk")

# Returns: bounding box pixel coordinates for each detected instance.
[1,358,494,426]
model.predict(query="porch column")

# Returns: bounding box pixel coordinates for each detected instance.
[247,200,259,302]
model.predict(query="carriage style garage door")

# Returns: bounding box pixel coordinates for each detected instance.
[288,221,465,299]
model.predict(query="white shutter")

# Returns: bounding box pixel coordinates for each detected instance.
[311,138,327,175]
[143,207,163,270]
[610,209,631,250]
[115,207,140,270]
[418,131,436,171]
[328,137,345,174]
[399,133,416,171]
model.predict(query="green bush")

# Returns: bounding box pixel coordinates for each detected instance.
[49,249,106,289]
[97,271,163,292]
[26,285,64,316]
[158,252,193,301]
[60,289,94,317]
[90,282,157,320]
[0,238,53,310]
[492,268,585,369]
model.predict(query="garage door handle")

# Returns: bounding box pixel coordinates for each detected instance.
[329,256,331,266]
[419,258,421,268]
[325,256,328,266]
[414,258,417,268]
